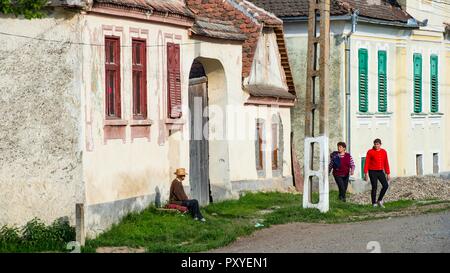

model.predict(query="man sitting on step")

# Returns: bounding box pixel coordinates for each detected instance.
[169,168,206,222]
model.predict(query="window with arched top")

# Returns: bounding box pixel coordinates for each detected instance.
[271,114,283,177]
[255,119,265,178]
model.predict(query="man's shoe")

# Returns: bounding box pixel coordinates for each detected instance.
[377,200,385,208]
[193,217,199,221]
[372,203,378,207]
[200,218,206,222]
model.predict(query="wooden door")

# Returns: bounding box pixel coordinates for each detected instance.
[189,77,210,206]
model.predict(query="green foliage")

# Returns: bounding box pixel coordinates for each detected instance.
[0,217,75,252]
[0,0,49,19]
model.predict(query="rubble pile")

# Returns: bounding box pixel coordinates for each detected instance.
[348,175,450,204]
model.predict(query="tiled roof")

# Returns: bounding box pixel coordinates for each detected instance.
[191,18,248,41]
[186,0,262,78]
[247,0,412,23]
[186,0,295,95]
[245,84,296,99]
[94,0,195,18]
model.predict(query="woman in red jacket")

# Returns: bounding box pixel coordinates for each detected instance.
[364,138,390,208]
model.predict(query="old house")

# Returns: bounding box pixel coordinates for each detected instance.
[0,0,295,238]
[249,0,449,189]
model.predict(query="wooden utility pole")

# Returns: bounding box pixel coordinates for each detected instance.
[303,0,330,211]
[305,0,330,138]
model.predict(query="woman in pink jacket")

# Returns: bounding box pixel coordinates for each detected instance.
[364,139,391,208]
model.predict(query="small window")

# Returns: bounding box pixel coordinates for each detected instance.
[433,153,439,174]
[132,39,147,119]
[358,49,368,112]
[413,53,422,113]
[256,120,264,171]
[105,36,121,119]
[416,154,423,176]
[430,55,439,113]
[272,123,278,170]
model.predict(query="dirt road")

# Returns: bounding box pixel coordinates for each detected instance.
[209,211,450,253]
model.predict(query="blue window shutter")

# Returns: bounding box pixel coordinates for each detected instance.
[359,49,368,112]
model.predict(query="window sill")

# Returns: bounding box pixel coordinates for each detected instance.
[165,118,185,125]
[130,119,153,127]
[356,111,375,115]
[428,112,444,117]
[104,119,128,126]
[374,112,393,118]
[411,113,428,119]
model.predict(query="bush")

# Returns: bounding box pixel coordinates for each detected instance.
[0,217,75,253]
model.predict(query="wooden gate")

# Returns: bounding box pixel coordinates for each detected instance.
[189,77,210,206]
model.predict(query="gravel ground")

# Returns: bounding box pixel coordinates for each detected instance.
[348,175,450,204]
[209,212,450,253]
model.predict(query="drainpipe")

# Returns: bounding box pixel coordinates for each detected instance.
[345,10,359,154]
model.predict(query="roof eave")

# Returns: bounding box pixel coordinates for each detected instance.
[280,15,418,29]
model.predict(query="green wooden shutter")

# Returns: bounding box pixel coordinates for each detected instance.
[430,55,439,113]
[378,51,387,112]
[361,157,366,179]
[359,49,368,112]
[413,53,422,113]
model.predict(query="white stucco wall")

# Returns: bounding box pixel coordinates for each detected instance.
[284,19,449,182]
[350,22,449,178]
[0,9,84,227]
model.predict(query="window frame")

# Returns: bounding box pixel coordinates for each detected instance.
[105,36,121,120]
[271,123,278,170]
[132,38,147,120]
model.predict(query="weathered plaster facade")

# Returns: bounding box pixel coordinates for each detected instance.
[284,22,345,188]
[0,8,84,226]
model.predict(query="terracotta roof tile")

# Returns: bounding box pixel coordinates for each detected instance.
[191,18,248,41]
[95,0,195,18]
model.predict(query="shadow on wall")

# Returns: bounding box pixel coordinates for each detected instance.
[155,186,161,208]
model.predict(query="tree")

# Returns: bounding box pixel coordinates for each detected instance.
[0,0,49,19]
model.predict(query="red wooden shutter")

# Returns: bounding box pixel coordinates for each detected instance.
[167,43,182,118]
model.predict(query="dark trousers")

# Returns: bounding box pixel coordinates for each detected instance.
[182,199,204,219]
[333,175,349,200]
[369,170,389,204]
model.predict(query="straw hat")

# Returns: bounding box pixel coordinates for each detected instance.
[174,168,187,176]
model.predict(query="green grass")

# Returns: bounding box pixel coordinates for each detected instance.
[83,191,450,253]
